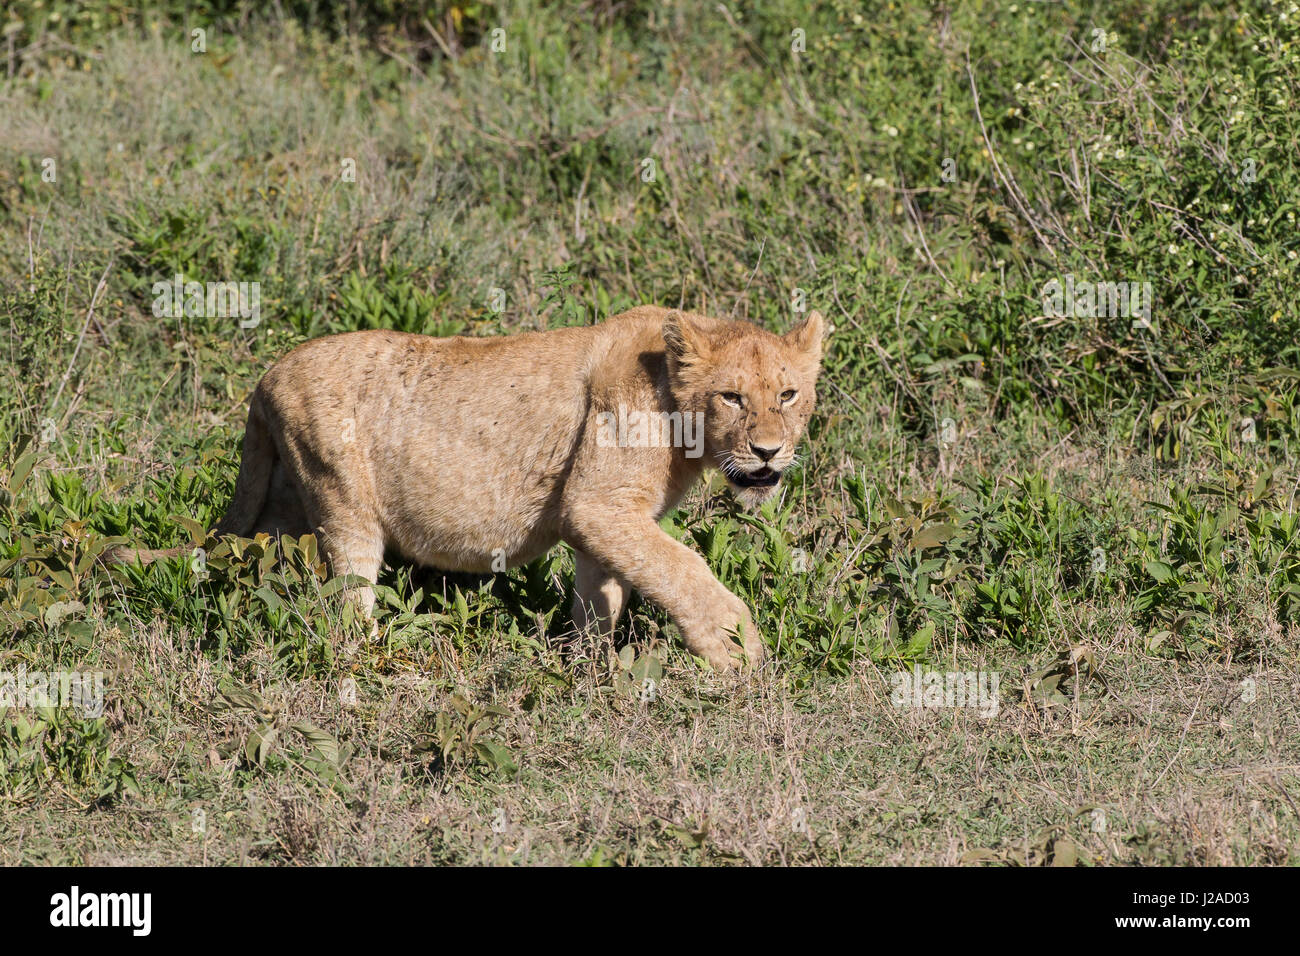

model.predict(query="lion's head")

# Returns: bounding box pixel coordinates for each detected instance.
[663,309,824,507]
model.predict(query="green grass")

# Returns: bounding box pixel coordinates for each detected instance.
[1,0,1299,864]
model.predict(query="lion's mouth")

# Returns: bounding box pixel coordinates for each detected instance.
[730,466,782,488]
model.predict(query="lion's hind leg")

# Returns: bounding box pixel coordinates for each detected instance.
[312,511,385,639]
[253,459,312,538]
[572,549,631,638]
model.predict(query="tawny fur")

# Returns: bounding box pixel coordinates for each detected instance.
[109,306,824,671]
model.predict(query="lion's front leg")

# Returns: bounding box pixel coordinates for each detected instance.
[565,515,762,671]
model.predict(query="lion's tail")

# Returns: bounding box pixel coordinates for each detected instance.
[100,542,191,566]
[101,394,274,567]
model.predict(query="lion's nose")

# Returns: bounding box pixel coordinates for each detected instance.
[750,441,781,462]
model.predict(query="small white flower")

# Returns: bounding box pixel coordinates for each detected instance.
[1167,244,1179,254]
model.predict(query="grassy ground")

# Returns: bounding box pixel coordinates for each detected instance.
[1,0,1299,864]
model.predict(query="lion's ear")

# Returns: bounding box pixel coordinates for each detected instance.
[663,311,713,363]
[785,310,824,364]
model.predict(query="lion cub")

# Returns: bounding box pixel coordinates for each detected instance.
[211,307,821,669]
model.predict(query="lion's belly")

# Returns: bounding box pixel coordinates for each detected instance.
[380,488,564,572]
[371,410,578,571]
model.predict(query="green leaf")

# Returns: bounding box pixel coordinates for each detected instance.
[473,740,517,777]
[1144,560,1176,583]
[291,721,340,767]
[217,681,265,713]
[44,599,85,628]
[911,523,956,551]
[903,621,934,656]
[320,573,370,598]
[245,724,277,766]
[170,514,207,544]
[253,586,283,613]
[629,653,664,684]
[7,451,41,495]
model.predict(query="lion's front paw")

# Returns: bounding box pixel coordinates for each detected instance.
[664,580,761,673]
[689,632,763,674]
[701,639,764,675]
[685,636,741,672]
[729,606,765,670]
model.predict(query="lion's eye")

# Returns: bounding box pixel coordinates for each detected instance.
[718,392,744,408]
[780,389,798,404]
